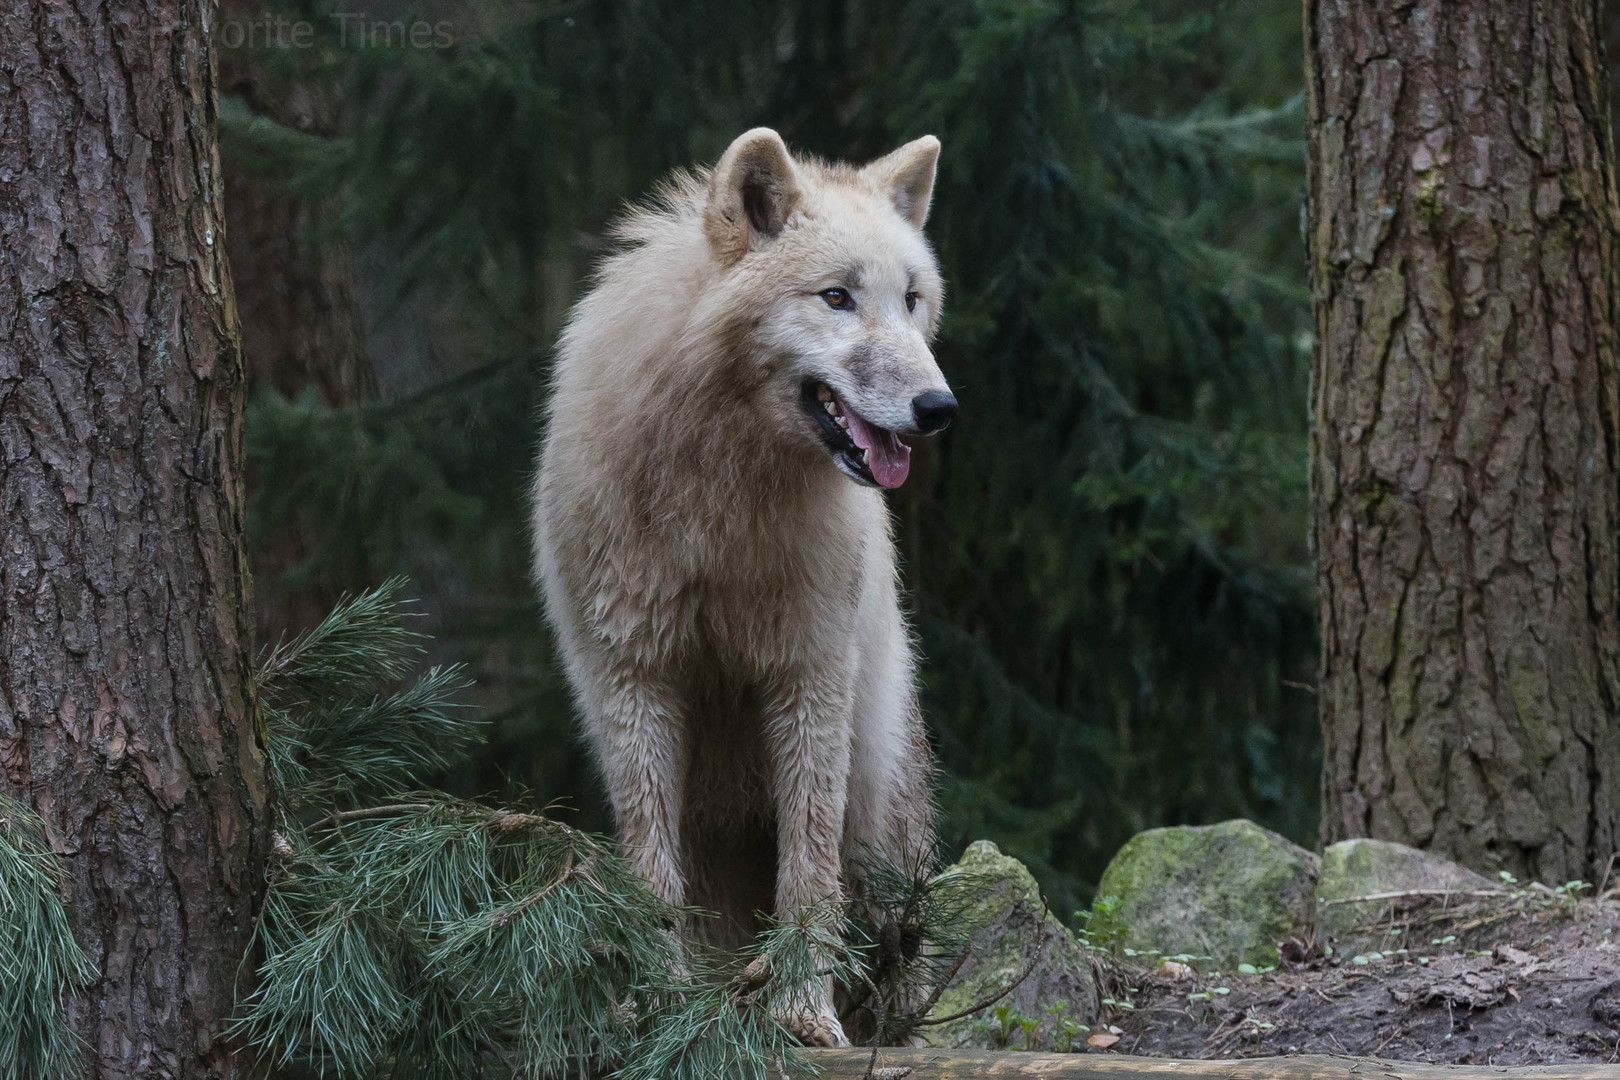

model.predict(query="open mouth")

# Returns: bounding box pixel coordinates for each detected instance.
[801,381,912,489]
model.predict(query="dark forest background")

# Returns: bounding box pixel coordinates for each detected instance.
[232,0,1322,919]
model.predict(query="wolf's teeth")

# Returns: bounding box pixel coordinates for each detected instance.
[816,385,834,403]
[836,416,849,430]
[824,401,837,416]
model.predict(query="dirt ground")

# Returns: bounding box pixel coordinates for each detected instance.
[1104,892,1620,1066]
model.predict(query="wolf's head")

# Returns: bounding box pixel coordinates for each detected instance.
[702,128,955,490]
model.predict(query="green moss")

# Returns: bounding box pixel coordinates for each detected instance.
[1316,839,1495,952]
[925,841,1097,1050]
[953,840,1042,911]
[1414,171,1445,227]
[1092,819,1318,968]
[1318,838,1488,896]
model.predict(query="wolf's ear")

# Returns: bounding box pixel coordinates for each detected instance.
[704,128,801,263]
[862,135,940,229]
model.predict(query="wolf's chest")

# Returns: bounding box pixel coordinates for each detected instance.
[567,474,875,666]
[640,518,861,661]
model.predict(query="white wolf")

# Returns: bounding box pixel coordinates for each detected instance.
[531,128,955,1045]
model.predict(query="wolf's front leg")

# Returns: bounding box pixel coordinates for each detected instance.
[763,672,855,1047]
[589,666,689,907]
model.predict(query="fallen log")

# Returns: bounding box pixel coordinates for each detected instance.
[797,1050,1612,1079]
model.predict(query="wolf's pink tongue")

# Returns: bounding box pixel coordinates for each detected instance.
[841,402,911,489]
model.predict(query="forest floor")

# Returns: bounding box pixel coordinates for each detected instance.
[1104,891,1620,1066]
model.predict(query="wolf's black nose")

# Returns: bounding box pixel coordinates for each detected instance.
[911,390,958,433]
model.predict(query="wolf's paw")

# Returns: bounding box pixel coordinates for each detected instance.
[779,1005,850,1048]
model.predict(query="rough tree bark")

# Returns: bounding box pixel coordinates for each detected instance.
[1306,0,1620,884]
[0,2,268,1077]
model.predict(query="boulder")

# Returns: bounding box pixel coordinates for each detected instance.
[1316,838,1502,954]
[922,841,1099,1051]
[1090,819,1318,969]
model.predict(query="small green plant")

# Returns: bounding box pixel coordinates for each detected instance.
[1074,894,1127,951]
[1044,1001,1088,1052]
[990,1004,1040,1050]
[840,843,987,1046]
[1552,880,1591,913]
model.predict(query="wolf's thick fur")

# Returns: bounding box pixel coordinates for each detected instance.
[532,129,952,1045]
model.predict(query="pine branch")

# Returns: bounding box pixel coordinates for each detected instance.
[283,664,481,804]
[0,794,95,1080]
[259,577,423,700]
[303,802,438,832]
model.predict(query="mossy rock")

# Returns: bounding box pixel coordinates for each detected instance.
[1316,838,1500,954]
[1090,819,1318,969]
[921,841,1098,1051]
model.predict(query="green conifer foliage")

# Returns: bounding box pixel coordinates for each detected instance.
[0,795,95,1080]
[241,581,987,1077]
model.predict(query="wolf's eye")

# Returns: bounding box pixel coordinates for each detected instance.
[905,291,919,313]
[820,288,855,311]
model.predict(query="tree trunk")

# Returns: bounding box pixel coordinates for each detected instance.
[0,2,268,1077]
[1306,0,1620,884]
[222,134,373,405]
[218,0,373,406]
[216,1,375,646]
